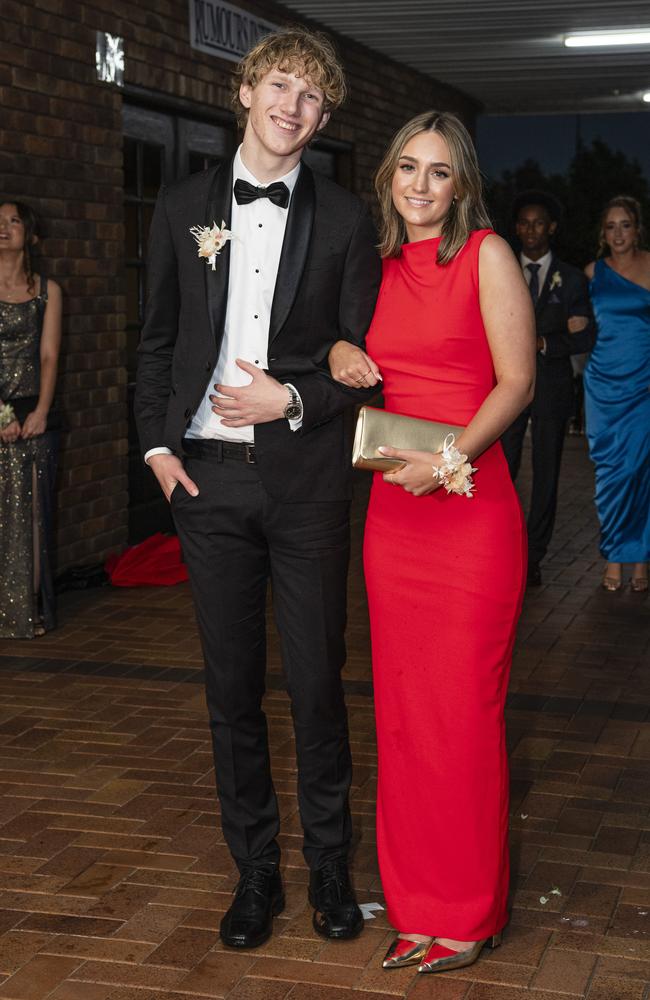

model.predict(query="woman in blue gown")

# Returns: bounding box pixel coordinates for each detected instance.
[584,196,650,592]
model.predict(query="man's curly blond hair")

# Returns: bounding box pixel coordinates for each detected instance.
[231,26,347,129]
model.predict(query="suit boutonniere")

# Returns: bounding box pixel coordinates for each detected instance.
[189,220,233,270]
[549,270,562,291]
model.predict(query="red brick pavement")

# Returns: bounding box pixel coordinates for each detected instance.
[0,436,648,999]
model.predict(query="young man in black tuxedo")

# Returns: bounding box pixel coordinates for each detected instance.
[501,191,595,586]
[135,28,381,948]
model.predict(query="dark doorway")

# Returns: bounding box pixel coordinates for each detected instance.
[122,105,234,542]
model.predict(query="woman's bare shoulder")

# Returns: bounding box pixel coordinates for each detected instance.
[478,232,512,259]
[478,232,520,280]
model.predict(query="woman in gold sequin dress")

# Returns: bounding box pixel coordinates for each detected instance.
[0,202,62,637]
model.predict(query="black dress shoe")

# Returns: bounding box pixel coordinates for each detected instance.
[220,866,284,949]
[527,562,542,587]
[309,860,364,940]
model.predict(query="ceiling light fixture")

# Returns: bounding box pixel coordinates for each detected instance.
[565,30,650,47]
[643,92,650,103]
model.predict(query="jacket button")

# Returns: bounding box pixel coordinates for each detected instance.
[184,408,192,419]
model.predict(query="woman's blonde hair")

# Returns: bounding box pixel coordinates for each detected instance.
[375,111,491,264]
[232,27,346,129]
[597,194,646,257]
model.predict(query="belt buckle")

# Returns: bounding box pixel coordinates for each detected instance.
[244,444,256,464]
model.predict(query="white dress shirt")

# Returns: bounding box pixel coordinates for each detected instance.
[145,146,301,462]
[520,249,553,355]
[520,249,552,295]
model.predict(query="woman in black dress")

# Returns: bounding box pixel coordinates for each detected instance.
[0,201,62,637]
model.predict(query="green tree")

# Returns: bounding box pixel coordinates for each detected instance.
[485,158,566,238]
[485,140,649,268]
[563,139,649,264]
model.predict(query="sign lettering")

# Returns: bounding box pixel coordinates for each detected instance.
[189,0,276,62]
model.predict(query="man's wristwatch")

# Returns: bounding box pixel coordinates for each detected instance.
[283,386,303,421]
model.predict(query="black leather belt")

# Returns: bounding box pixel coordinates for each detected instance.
[182,438,256,463]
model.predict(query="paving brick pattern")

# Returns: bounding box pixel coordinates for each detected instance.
[0,436,648,999]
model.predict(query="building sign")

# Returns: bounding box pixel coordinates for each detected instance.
[189,1,276,62]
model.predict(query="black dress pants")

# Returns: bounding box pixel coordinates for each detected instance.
[501,407,567,566]
[170,449,353,873]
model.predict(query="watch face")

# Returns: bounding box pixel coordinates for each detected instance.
[285,403,302,420]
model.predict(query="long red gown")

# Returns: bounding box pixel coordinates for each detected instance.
[364,229,526,940]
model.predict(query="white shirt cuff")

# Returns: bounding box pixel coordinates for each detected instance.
[284,383,303,431]
[144,446,173,465]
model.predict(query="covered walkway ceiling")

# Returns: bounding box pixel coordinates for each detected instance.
[281,0,650,113]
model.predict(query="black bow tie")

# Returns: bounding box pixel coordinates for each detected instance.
[233,178,290,209]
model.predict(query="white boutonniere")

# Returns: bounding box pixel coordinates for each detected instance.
[549,270,562,291]
[189,220,233,270]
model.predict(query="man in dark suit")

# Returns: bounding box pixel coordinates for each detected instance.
[501,191,596,586]
[135,28,381,949]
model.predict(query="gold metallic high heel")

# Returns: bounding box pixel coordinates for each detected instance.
[630,576,648,593]
[418,931,502,974]
[601,575,622,592]
[383,935,433,969]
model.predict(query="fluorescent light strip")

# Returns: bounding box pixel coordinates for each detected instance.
[565,30,650,47]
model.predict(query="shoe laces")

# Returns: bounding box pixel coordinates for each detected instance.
[318,860,350,901]
[234,867,274,900]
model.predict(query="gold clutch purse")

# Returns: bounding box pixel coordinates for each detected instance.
[352,405,464,472]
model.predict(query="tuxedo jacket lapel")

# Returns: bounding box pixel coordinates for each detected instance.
[269,163,315,345]
[204,159,234,348]
[535,254,557,315]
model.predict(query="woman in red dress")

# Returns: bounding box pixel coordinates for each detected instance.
[329,112,535,975]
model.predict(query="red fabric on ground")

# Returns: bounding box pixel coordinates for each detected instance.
[105,533,188,586]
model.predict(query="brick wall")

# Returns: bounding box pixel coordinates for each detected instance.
[1,0,477,570]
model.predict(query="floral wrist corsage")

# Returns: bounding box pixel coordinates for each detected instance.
[432,434,477,498]
[0,403,17,430]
